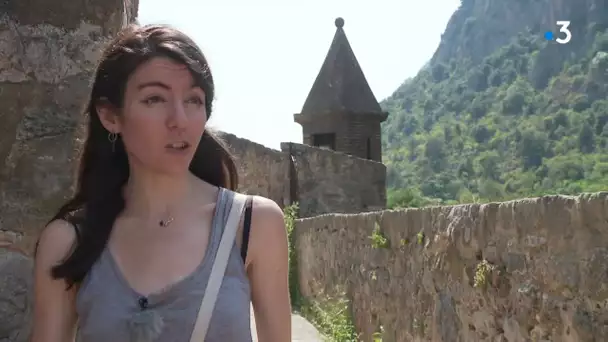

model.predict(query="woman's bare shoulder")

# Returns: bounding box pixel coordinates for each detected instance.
[229,191,285,238]
[247,195,287,250]
[36,219,78,266]
[237,193,283,218]
[31,219,80,342]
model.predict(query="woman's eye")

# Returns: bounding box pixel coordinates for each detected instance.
[186,96,203,105]
[142,95,164,105]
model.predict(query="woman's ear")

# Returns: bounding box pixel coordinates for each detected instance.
[96,99,121,133]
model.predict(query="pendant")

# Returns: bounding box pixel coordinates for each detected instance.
[159,217,174,227]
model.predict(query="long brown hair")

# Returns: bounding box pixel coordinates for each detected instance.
[46,24,238,287]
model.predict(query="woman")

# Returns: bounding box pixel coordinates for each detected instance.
[32,24,291,342]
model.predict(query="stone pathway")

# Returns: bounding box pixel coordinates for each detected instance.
[250,305,323,341]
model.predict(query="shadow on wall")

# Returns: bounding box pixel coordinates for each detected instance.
[218,131,387,219]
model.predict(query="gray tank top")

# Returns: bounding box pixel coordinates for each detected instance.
[75,188,253,341]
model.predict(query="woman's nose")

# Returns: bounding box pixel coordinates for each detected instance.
[168,102,188,128]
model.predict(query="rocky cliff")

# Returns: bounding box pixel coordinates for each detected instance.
[381,0,608,207]
[433,0,607,65]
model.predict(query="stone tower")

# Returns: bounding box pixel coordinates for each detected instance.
[294,17,388,162]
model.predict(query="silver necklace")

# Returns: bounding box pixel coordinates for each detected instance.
[159,216,174,227]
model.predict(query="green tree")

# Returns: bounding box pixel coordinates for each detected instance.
[380,5,608,204]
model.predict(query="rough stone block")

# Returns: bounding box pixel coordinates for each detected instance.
[0,0,138,255]
[0,249,33,342]
[284,142,386,217]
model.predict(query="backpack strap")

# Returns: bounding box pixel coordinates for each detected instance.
[240,196,254,262]
[189,191,247,341]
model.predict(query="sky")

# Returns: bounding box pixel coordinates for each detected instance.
[138,0,460,149]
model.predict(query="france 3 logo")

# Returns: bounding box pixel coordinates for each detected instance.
[544,21,571,44]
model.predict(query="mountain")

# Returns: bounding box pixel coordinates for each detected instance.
[381,0,608,208]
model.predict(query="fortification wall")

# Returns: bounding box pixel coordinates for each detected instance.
[284,142,386,218]
[219,132,386,218]
[295,193,608,342]
[219,132,291,207]
[0,1,139,340]
[0,2,137,252]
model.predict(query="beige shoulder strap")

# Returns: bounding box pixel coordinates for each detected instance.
[189,191,247,341]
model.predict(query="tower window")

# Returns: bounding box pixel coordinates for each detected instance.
[366,137,372,159]
[312,133,336,150]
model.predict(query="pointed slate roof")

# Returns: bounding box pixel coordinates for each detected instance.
[299,17,383,116]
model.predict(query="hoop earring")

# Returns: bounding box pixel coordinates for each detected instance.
[108,132,117,152]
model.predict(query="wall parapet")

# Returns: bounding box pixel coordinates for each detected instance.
[281,141,386,218]
[294,192,608,341]
[218,132,386,218]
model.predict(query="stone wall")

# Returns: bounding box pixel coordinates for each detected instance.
[295,193,608,342]
[298,113,386,163]
[218,132,386,218]
[0,1,137,251]
[0,1,138,340]
[219,132,291,208]
[283,142,386,218]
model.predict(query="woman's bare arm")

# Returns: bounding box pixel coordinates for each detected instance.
[247,197,292,341]
[31,220,79,342]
